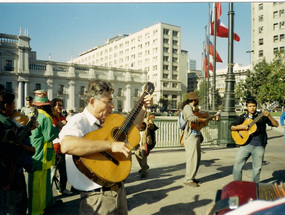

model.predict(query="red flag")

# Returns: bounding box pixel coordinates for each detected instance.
[216,3,222,32]
[206,40,223,63]
[210,20,240,42]
[203,56,212,78]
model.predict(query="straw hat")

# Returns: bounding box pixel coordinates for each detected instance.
[187,92,199,100]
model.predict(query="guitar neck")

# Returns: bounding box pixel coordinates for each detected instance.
[248,112,264,128]
[121,91,148,133]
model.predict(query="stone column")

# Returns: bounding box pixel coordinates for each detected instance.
[125,84,131,112]
[46,79,54,100]
[68,80,75,111]
[18,81,23,109]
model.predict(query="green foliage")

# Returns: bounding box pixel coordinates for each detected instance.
[238,51,285,106]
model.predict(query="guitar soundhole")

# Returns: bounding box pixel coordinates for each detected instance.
[112,128,127,142]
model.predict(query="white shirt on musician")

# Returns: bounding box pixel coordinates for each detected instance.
[58,108,102,191]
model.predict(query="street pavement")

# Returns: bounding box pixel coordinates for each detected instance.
[47,125,285,215]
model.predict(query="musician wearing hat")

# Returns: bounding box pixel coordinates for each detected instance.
[28,90,62,214]
[181,92,212,187]
[21,96,34,117]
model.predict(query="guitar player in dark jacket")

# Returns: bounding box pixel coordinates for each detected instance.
[230,98,278,183]
[59,79,153,215]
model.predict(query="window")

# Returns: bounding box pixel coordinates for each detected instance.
[173,66,178,71]
[259,15,263,22]
[172,83,178,88]
[173,49,178,54]
[280,46,285,52]
[172,75,178,80]
[259,38,264,45]
[35,83,41,90]
[173,57,178,63]
[152,65,157,71]
[280,21,285,29]
[259,26,264,33]
[59,85,64,94]
[163,74,168,79]
[274,47,279,54]
[274,35,278,42]
[163,29,169,35]
[80,86,85,95]
[173,31,178,37]
[280,34,285,42]
[6,82,12,91]
[259,50,263,57]
[163,47,169,52]
[280,9,284,17]
[163,65,169,70]
[273,11,278,18]
[163,83,168,87]
[163,56,169,61]
[274,23,279,30]
[138,35,142,42]
[258,3,263,10]
[173,40,178,45]
[134,89,139,97]
[118,88,122,97]
[5,60,13,71]
[163,38,169,44]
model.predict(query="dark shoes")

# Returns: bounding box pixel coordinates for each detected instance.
[140,172,148,178]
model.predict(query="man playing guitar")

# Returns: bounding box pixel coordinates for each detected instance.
[230,98,278,183]
[59,80,153,214]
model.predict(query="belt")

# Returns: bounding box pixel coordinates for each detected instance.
[85,183,122,193]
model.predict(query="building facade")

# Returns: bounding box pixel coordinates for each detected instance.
[71,22,188,111]
[251,2,285,68]
[0,31,147,113]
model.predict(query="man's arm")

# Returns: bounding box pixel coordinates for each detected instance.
[60,136,130,158]
[264,110,279,127]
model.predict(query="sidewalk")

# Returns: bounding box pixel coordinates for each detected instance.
[50,128,285,215]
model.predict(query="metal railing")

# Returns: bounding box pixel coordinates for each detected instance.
[153,119,218,148]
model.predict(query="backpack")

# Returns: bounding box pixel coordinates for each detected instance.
[178,112,187,130]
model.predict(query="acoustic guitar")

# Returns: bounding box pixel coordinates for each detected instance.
[73,82,155,187]
[191,110,221,131]
[231,101,279,146]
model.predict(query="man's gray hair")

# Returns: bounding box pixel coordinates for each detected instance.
[85,79,114,105]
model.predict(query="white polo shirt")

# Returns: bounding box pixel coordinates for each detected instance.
[58,108,102,191]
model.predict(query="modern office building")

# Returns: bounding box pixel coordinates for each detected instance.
[0,31,146,112]
[71,22,188,111]
[251,2,285,68]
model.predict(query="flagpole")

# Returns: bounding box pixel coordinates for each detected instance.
[212,2,217,111]
[207,2,211,111]
[217,3,237,146]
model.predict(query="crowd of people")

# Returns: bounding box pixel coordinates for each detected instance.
[0,80,284,214]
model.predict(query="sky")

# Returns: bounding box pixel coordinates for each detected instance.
[0,2,252,70]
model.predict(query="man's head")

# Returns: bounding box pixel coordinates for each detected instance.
[26,96,33,107]
[187,92,199,106]
[0,92,15,116]
[85,80,115,121]
[51,98,64,115]
[246,98,257,115]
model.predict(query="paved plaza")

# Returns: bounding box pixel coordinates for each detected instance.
[47,122,285,215]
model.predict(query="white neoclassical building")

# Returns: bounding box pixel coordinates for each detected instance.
[70,22,188,111]
[0,31,147,113]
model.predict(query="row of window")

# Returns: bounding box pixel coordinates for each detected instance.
[258,9,285,22]
[258,21,285,33]
[163,74,178,80]
[259,34,285,45]
[259,2,284,10]
[258,46,285,57]
[163,29,179,37]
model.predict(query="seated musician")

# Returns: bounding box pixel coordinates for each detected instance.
[230,98,278,183]
[59,80,153,214]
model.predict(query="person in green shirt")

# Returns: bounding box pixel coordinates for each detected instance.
[28,90,61,215]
